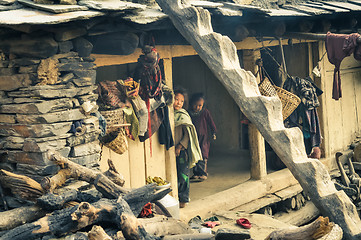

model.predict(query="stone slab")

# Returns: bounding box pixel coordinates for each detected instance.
[8,58,40,67]
[3,147,70,165]
[77,0,145,11]
[70,141,101,157]
[0,114,15,123]
[54,27,87,41]
[0,67,16,75]
[72,37,93,57]
[18,0,88,13]
[215,228,250,240]
[57,62,95,72]
[18,65,38,73]
[66,130,100,147]
[23,138,67,152]
[69,153,100,167]
[16,163,59,176]
[0,36,58,58]
[0,74,32,91]
[1,98,74,114]
[77,94,98,104]
[8,85,97,98]
[0,9,104,26]
[0,136,24,149]
[58,41,73,53]
[13,98,43,104]
[16,108,86,124]
[0,122,72,137]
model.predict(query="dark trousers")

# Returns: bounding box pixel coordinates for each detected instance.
[176,150,190,203]
[193,159,208,176]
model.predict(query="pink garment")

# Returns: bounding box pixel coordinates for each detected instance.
[325,32,361,100]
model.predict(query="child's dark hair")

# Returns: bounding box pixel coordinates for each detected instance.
[174,87,189,109]
[190,92,205,107]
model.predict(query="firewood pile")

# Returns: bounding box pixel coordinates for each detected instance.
[0,151,172,240]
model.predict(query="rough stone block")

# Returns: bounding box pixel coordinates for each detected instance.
[0,67,16,76]
[1,98,74,114]
[58,41,74,53]
[8,58,40,67]
[70,141,101,157]
[18,65,38,74]
[59,73,74,84]
[0,136,24,149]
[83,116,100,133]
[13,98,42,104]
[23,138,67,152]
[0,114,15,123]
[4,147,70,165]
[215,228,250,240]
[0,74,32,91]
[16,108,86,124]
[16,163,59,176]
[72,37,93,57]
[77,94,98,104]
[66,130,100,147]
[0,37,58,58]
[8,85,97,99]
[69,153,100,166]
[0,60,9,67]
[0,122,72,137]
[55,27,87,42]
[57,62,95,72]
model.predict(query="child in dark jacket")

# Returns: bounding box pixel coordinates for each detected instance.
[189,93,217,180]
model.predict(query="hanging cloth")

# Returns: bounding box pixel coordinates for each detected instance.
[134,45,163,156]
[325,32,361,100]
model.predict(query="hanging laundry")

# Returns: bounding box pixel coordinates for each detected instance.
[325,32,361,100]
[284,76,322,157]
[123,106,139,140]
[158,106,174,150]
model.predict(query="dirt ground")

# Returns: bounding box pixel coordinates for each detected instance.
[189,150,251,201]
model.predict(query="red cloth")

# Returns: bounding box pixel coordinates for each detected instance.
[236,218,251,229]
[139,203,152,218]
[203,221,220,228]
[325,32,361,100]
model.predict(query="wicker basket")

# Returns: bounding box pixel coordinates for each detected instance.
[258,77,301,121]
[258,77,278,97]
[103,130,128,155]
[100,108,125,134]
[274,86,301,120]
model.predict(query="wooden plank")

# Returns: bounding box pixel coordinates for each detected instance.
[163,57,178,199]
[93,38,314,67]
[243,49,267,180]
[266,8,310,17]
[154,1,361,238]
[144,131,167,180]
[128,138,146,188]
[274,184,303,200]
[274,201,320,226]
[282,4,332,15]
[302,2,349,13]
[17,0,88,13]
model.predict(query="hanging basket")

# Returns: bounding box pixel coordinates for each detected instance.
[102,130,128,155]
[258,77,301,121]
[100,108,125,134]
[274,86,301,121]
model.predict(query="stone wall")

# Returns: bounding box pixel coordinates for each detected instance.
[0,29,101,181]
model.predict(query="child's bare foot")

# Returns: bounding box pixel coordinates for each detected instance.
[179,202,187,208]
[190,175,200,180]
[199,176,207,181]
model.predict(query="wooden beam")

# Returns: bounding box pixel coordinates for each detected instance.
[154,1,361,239]
[163,57,178,199]
[92,38,314,67]
[243,49,267,180]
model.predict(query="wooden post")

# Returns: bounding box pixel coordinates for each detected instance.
[163,57,178,199]
[243,49,267,180]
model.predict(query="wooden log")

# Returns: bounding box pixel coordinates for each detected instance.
[274,201,320,227]
[0,205,47,231]
[88,225,112,240]
[45,151,128,195]
[154,1,361,239]
[1,198,156,240]
[0,169,44,200]
[266,216,334,240]
[103,158,125,187]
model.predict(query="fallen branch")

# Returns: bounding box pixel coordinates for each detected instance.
[88,225,112,240]
[266,216,335,240]
[0,169,44,200]
[1,198,157,240]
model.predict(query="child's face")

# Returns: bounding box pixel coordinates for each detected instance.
[192,99,204,113]
[174,93,184,110]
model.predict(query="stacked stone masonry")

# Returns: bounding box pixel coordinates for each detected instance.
[0,30,101,182]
